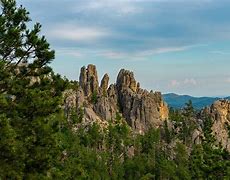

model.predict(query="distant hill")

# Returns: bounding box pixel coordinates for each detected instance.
[163,93,230,109]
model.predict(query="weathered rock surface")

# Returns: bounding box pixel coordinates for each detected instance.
[204,99,230,151]
[117,69,138,92]
[79,64,99,97]
[192,127,203,145]
[116,69,168,133]
[100,73,109,95]
[94,96,117,121]
[64,64,169,133]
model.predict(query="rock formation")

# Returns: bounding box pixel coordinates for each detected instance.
[116,69,168,133]
[64,64,169,133]
[79,65,99,97]
[204,99,230,151]
[100,73,109,95]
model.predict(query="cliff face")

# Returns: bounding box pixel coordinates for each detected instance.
[204,100,230,151]
[116,69,168,133]
[65,64,169,133]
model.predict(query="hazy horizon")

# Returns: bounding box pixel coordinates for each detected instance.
[18,0,230,97]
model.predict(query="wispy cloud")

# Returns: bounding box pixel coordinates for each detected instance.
[47,24,110,42]
[138,46,189,56]
[71,0,142,16]
[56,48,84,58]
[210,50,230,55]
[100,47,187,59]
[54,43,206,61]
[99,44,206,59]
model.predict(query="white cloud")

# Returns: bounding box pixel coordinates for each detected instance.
[169,80,180,88]
[184,78,197,86]
[47,24,110,42]
[168,78,197,88]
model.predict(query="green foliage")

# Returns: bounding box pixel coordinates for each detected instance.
[174,143,191,179]
[203,114,215,145]
[0,114,24,178]
[183,100,195,118]
[65,79,79,90]
[0,1,66,178]
[190,144,230,179]
[169,107,183,122]
[189,113,230,179]
[169,101,197,146]
[68,107,84,124]
[180,101,197,145]
[162,120,173,143]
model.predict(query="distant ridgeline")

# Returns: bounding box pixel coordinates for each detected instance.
[163,93,230,109]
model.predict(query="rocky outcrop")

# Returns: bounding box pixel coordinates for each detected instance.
[116,69,168,133]
[204,100,230,151]
[64,64,169,133]
[94,96,117,121]
[67,66,230,149]
[79,64,99,97]
[116,69,138,92]
[100,73,109,95]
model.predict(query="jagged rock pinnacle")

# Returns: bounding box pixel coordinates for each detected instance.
[69,64,169,133]
[79,64,99,97]
[100,73,109,94]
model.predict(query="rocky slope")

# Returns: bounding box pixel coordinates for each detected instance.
[203,99,230,151]
[64,64,169,133]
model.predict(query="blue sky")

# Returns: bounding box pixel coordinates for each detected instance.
[17,0,230,96]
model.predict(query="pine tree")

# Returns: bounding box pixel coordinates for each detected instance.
[0,0,66,178]
[180,100,197,145]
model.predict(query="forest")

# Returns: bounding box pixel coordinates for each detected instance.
[0,0,230,179]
